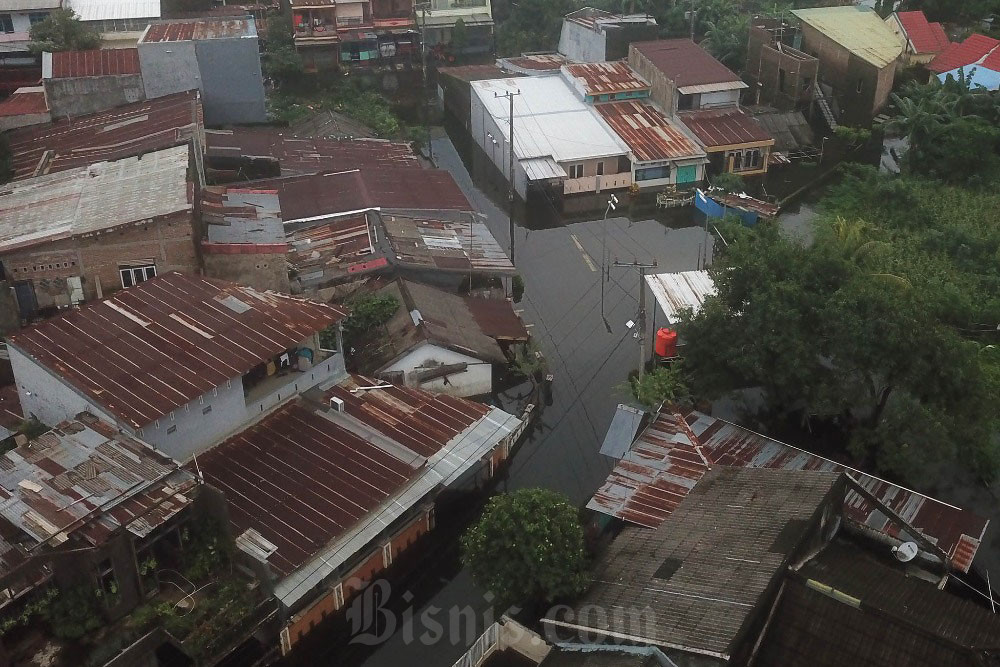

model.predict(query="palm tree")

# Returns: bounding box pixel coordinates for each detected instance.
[887,93,950,160]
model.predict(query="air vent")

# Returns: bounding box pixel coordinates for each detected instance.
[329,397,345,413]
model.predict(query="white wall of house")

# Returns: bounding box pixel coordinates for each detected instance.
[382,342,492,398]
[697,89,742,108]
[471,88,532,199]
[558,20,606,63]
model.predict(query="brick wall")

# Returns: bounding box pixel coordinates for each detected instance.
[0,212,197,309]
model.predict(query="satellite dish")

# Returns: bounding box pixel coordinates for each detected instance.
[892,541,919,563]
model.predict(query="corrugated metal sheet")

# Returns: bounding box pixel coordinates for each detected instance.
[521,156,567,181]
[596,100,705,163]
[792,7,903,68]
[599,404,647,458]
[589,408,989,573]
[7,90,202,181]
[202,186,285,245]
[0,385,23,438]
[141,19,256,42]
[205,129,419,176]
[48,48,141,78]
[0,145,192,254]
[678,107,774,149]
[631,38,747,89]
[8,273,348,429]
[66,0,160,21]
[587,410,710,528]
[0,87,46,117]
[500,53,567,72]
[928,34,1000,73]
[382,212,515,274]
[564,62,649,96]
[0,413,195,550]
[645,270,715,324]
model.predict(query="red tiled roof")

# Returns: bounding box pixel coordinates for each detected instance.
[6,91,202,180]
[8,273,348,429]
[928,34,1000,73]
[596,100,703,162]
[198,400,416,577]
[564,61,648,96]
[205,129,419,176]
[678,107,774,149]
[981,46,1000,71]
[0,89,47,117]
[631,38,742,88]
[49,48,141,79]
[896,11,950,55]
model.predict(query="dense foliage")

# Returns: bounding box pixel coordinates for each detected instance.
[263,12,305,87]
[461,489,588,611]
[43,585,102,640]
[889,74,1000,187]
[680,166,1000,483]
[630,365,690,409]
[29,9,100,53]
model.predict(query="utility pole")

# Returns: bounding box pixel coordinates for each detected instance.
[416,2,432,162]
[601,194,619,323]
[494,88,520,266]
[614,259,657,382]
[689,0,696,41]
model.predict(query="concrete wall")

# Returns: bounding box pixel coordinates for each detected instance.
[799,22,893,125]
[0,211,198,311]
[559,21,606,63]
[194,37,267,125]
[561,156,631,194]
[7,344,120,427]
[471,86,531,199]
[138,40,200,100]
[202,251,291,293]
[382,342,491,397]
[747,25,819,110]
[44,74,145,119]
[0,109,50,131]
[698,89,741,108]
[629,46,677,114]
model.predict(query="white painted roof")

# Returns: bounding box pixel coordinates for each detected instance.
[471,76,628,165]
[66,0,161,21]
[645,270,716,324]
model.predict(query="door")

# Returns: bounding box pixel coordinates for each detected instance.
[13,281,37,319]
[675,165,698,184]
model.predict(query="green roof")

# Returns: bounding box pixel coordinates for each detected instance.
[792,6,903,68]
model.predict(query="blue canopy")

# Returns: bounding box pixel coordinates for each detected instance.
[937,65,1000,91]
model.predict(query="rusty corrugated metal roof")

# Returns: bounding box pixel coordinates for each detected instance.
[631,39,744,89]
[588,408,989,573]
[142,18,255,42]
[0,413,196,553]
[7,90,202,181]
[8,273,348,429]
[595,100,705,162]
[565,62,649,96]
[0,87,47,117]
[0,385,23,435]
[678,107,774,149]
[48,48,141,79]
[381,212,515,275]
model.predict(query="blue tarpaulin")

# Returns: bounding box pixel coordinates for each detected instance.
[694,189,759,226]
[937,65,1000,91]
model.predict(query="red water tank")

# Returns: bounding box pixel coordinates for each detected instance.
[655,328,678,358]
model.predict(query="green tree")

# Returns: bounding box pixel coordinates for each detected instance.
[43,585,102,640]
[495,0,577,57]
[29,9,100,54]
[262,12,304,87]
[461,489,588,611]
[679,179,1000,483]
[451,18,469,53]
[700,14,749,72]
[630,365,690,409]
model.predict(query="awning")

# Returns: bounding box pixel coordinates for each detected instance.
[645,270,716,324]
[521,156,566,181]
[677,80,748,95]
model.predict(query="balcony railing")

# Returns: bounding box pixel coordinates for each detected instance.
[563,172,632,194]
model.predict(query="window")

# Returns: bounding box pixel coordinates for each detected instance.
[333,583,345,609]
[733,151,743,170]
[568,163,584,179]
[596,161,604,176]
[0,14,13,33]
[202,405,212,415]
[166,425,177,434]
[119,264,156,288]
[856,78,864,93]
[382,543,393,568]
[635,165,670,181]
[98,558,119,603]
[677,93,694,111]
[28,12,48,25]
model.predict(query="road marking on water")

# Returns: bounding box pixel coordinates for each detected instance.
[570,234,597,272]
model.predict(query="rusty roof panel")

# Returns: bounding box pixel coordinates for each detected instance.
[142,19,256,42]
[595,100,705,162]
[564,61,649,96]
[8,273,348,429]
[0,386,23,436]
[500,53,568,72]
[631,38,746,88]
[0,413,195,556]
[49,48,141,78]
[589,408,989,572]
[0,87,47,117]
[205,129,418,176]
[678,107,774,149]
[381,212,515,275]
[196,399,416,577]
[7,90,203,181]
[586,410,710,528]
